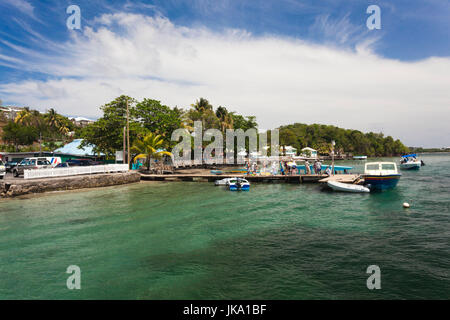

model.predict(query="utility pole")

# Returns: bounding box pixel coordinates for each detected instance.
[123,126,126,164]
[126,98,130,167]
[39,132,42,156]
[331,140,335,176]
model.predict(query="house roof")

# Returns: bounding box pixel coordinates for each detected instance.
[54,139,102,156]
[302,147,317,152]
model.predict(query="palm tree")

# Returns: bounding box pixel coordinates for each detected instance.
[14,107,32,125]
[45,108,59,128]
[131,132,172,172]
[45,108,69,136]
[215,106,234,134]
[191,97,213,113]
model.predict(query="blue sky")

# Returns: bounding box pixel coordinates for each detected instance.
[0,0,449,147]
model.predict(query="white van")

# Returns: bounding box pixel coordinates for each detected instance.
[44,157,62,167]
[0,160,5,179]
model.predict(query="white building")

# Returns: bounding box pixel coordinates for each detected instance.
[280,146,297,156]
[301,147,318,158]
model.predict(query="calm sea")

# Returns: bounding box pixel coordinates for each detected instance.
[0,154,449,299]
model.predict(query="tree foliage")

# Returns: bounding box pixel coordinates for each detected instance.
[278,123,409,156]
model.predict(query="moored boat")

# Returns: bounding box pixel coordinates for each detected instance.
[227,178,250,191]
[363,162,401,190]
[353,155,367,160]
[215,178,232,186]
[327,181,370,193]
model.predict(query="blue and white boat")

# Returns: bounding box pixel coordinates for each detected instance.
[363,162,401,190]
[227,178,250,191]
[215,178,232,186]
[400,154,421,170]
[353,155,367,160]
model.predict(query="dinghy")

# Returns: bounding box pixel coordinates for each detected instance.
[327,181,370,193]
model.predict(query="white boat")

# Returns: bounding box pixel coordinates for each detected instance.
[227,178,250,191]
[353,155,367,160]
[400,161,421,170]
[399,154,421,170]
[215,178,232,186]
[327,181,370,193]
[363,162,401,190]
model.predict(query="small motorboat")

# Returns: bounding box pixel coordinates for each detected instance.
[327,181,370,193]
[363,162,401,190]
[215,178,232,186]
[353,155,367,160]
[399,154,421,170]
[227,178,250,191]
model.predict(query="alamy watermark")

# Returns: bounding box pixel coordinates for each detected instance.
[366,265,381,290]
[366,5,381,30]
[66,5,81,30]
[66,265,81,290]
[171,121,280,165]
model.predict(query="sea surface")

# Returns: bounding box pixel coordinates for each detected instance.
[0,154,449,299]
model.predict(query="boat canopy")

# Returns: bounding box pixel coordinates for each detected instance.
[401,154,417,158]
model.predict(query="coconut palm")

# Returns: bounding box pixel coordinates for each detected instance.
[191,97,213,113]
[14,107,33,125]
[215,106,234,134]
[45,108,69,135]
[131,132,172,172]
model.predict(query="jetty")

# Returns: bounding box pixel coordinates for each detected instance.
[140,173,361,184]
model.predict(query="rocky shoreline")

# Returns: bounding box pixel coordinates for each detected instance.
[0,172,141,198]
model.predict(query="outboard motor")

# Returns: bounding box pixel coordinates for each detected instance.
[421,160,425,166]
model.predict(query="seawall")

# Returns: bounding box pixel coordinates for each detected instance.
[0,171,141,198]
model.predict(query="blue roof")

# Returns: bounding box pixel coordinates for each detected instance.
[402,154,417,158]
[54,139,101,156]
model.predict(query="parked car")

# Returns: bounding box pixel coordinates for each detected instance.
[0,160,5,179]
[55,162,71,168]
[66,159,96,166]
[12,158,52,177]
[5,161,18,173]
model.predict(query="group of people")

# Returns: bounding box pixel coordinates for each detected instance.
[245,159,334,176]
[304,160,324,175]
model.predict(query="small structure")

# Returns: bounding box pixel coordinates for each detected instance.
[281,146,297,156]
[69,117,95,127]
[0,106,24,121]
[301,147,318,158]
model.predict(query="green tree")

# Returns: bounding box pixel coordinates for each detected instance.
[131,132,172,172]
[133,99,182,147]
[2,121,38,151]
[80,95,139,156]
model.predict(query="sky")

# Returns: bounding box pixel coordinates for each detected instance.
[0,0,449,147]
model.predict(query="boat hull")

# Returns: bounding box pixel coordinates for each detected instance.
[400,162,421,170]
[327,181,370,193]
[364,174,401,190]
[228,184,250,191]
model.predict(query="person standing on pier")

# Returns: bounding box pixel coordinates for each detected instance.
[305,160,311,175]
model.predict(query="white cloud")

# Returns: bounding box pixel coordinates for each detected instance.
[0,13,449,147]
[3,0,41,22]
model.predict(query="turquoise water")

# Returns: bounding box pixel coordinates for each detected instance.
[0,154,449,299]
